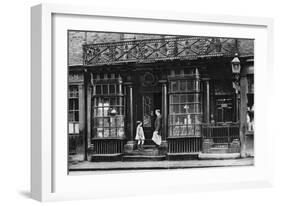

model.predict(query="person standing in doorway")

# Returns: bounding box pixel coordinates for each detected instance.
[152,109,162,147]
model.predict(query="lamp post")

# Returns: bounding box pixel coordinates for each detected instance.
[231,53,247,157]
[231,53,241,90]
[231,53,241,122]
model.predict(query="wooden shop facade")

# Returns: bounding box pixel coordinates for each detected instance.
[68,36,254,161]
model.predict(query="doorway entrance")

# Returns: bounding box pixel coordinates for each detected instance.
[141,92,162,143]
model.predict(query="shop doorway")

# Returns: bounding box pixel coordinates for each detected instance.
[141,92,162,143]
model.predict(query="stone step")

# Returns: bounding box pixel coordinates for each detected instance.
[206,148,230,153]
[142,144,157,149]
[212,143,229,149]
[122,154,166,162]
[198,152,240,160]
[125,148,159,156]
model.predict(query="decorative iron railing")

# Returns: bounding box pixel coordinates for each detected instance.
[202,123,240,144]
[91,139,124,155]
[168,137,202,154]
[83,37,248,66]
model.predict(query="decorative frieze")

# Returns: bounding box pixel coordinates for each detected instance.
[83,37,253,66]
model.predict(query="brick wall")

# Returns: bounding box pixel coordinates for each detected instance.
[238,39,254,56]
[68,31,165,66]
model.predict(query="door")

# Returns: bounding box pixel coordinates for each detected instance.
[215,95,233,123]
[141,93,161,142]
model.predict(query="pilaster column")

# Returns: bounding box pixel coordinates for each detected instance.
[123,82,136,152]
[159,80,168,152]
[202,78,210,123]
[159,80,168,141]
[129,84,134,140]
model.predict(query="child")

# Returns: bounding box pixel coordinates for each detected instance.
[135,121,145,150]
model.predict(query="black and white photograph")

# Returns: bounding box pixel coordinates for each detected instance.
[67,31,254,173]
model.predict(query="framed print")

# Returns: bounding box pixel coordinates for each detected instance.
[31,3,274,202]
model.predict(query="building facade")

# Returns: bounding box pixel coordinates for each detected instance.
[68,31,254,162]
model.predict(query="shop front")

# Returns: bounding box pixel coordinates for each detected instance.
[68,36,254,161]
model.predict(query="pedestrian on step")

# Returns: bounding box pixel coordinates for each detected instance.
[135,121,145,150]
[152,109,162,147]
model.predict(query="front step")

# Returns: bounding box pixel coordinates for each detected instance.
[123,147,166,161]
[204,143,240,154]
[122,155,166,161]
[199,152,240,159]
[125,148,159,156]
[212,143,229,148]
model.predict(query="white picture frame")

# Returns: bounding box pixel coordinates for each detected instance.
[31,3,274,202]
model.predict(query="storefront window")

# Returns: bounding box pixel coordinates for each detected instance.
[68,85,79,134]
[92,74,125,139]
[168,69,202,137]
[68,85,79,154]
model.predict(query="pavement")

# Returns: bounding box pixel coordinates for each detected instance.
[69,157,254,174]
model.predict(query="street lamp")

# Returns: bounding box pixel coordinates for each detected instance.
[231,53,241,83]
[231,53,241,123]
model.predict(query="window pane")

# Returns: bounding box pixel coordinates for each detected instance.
[187,81,195,91]
[74,111,79,121]
[110,128,116,137]
[169,116,174,125]
[104,128,110,138]
[170,105,179,114]
[170,95,179,103]
[97,128,103,138]
[116,116,124,127]
[74,123,79,134]
[195,125,201,136]
[173,126,180,136]
[180,104,189,113]
[187,104,201,113]
[117,107,124,115]
[103,102,110,116]
[69,99,74,110]
[179,80,186,91]
[195,115,202,124]
[102,85,108,94]
[169,126,173,136]
[109,85,115,94]
[187,125,194,135]
[104,118,110,127]
[178,115,185,125]
[170,81,178,92]
[117,128,125,138]
[94,118,103,127]
[74,99,79,110]
[180,94,187,103]
[110,117,116,127]
[69,123,74,134]
[110,97,116,106]
[186,94,194,102]
[69,111,74,122]
[95,108,103,117]
[96,85,101,94]
[180,126,187,136]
